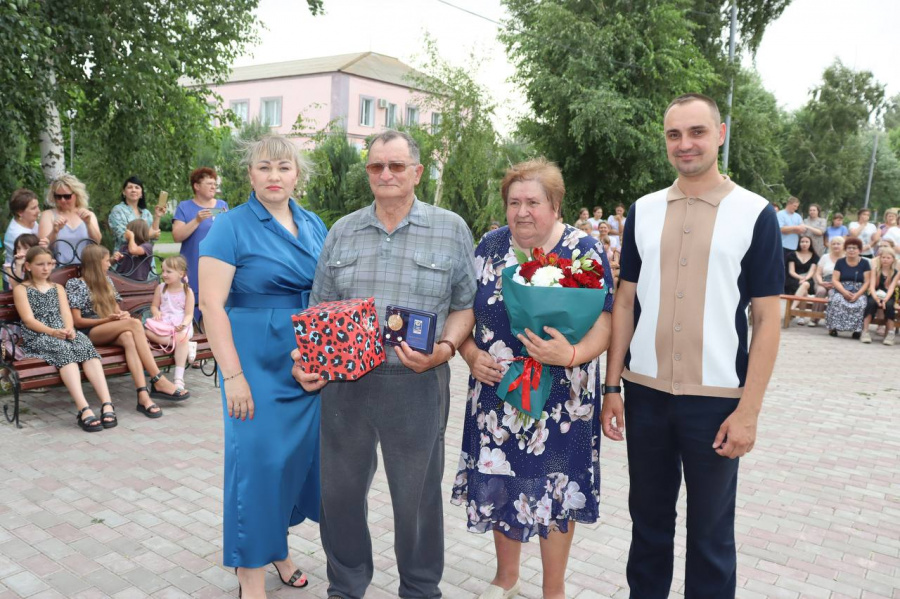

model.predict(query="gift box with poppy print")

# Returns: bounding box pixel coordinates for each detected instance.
[292,297,385,381]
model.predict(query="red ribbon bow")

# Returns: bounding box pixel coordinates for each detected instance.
[506,356,543,413]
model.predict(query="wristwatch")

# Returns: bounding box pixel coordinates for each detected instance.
[601,383,622,395]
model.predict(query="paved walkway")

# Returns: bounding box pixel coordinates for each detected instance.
[0,325,898,598]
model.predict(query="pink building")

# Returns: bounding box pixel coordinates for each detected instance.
[206,52,440,148]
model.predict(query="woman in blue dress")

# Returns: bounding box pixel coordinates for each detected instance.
[173,167,229,322]
[451,159,614,599]
[199,135,326,597]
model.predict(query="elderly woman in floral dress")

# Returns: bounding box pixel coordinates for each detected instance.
[451,159,614,599]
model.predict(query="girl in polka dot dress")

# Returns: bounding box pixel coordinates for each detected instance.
[12,247,116,432]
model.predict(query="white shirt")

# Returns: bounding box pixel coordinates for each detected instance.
[849,221,877,254]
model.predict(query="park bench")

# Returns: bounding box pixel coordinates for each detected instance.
[781,293,900,329]
[0,265,216,429]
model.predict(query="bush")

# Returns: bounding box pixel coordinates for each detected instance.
[159,213,173,232]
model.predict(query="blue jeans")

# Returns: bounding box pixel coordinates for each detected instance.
[623,381,740,599]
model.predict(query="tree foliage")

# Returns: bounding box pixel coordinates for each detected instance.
[303,125,365,226]
[860,130,900,214]
[501,0,721,207]
[1,0,261,223]
[409,37,503,233]
[783,60,886,213]
[726,70,787,200]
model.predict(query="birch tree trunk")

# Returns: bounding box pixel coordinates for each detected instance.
[39,69,65,181]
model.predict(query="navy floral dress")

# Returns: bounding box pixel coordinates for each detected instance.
[451,225,614,541]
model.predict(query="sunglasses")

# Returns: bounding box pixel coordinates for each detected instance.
[54,193,74,200]
[365,162,416,176]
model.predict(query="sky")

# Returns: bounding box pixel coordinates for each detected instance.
[234,0,900,132]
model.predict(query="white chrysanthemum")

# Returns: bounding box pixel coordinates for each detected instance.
[530,265,565,287]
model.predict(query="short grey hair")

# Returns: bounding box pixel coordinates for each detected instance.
[367,130,420,164]
[240,134,312,177]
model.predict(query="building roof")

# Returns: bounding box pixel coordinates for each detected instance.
[217,52,430,90]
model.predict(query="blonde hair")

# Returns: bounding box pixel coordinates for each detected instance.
[162,255,189,295]
[46,173,89,210]
[80,245,119,318]
[240,134,311,194]
[872,247,898,284]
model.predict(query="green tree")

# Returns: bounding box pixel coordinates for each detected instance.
[783,60,886,213]
[409,38,501,232]
[859,130,900,215]
[726,70,787,200]
[501,0,720,207]
[884,93,900,160]
[303,125,365,226]
[0,0,261,216]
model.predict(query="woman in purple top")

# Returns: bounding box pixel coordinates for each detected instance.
[172,167,228,321]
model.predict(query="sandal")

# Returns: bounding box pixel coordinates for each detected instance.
[148,372,190,401]
[136,387,163,419]
[99,401,118,429]
[271,561,309,589]
[174,378,186,393]
[76,406,103,432]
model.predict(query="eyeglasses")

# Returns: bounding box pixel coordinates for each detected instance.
[365,162,417,176]
[54,193,74,201]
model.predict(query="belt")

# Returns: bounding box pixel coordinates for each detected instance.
[225,291,309,309]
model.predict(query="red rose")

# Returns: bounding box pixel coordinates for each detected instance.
[519,260,541,281]
[559,274,579,288]
[555,258,572,271]
[573,271,603,289]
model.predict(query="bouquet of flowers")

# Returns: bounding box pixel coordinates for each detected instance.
[497,247,608,419]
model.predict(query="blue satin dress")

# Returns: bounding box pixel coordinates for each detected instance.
[200,193,327,568]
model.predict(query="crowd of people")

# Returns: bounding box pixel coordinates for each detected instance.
[2,166,231,427]
[778,200,900,344]
[2,91,875,599]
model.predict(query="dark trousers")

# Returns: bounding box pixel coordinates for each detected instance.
[864,294,896,320]
[624,381,741,599]
[319,363,451,599]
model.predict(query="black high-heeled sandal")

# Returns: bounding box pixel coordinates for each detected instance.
[76,406,103,432]
[148,372,190,401]
[135,387,163,419]
[271,561,309,588]
[99,401,117,428]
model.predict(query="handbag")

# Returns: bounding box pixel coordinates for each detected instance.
[144,317,190,352]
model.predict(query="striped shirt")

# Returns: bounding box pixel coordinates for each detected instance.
[619,177,784,398]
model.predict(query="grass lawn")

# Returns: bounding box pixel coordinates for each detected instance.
[157,231,174,244]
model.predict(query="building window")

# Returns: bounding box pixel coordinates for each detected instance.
[359,96,375,127]
[260,97,282,127]
[231,100,249,124]
[431,112,442,131]
[386,103,398,128]
[406,105,420,125]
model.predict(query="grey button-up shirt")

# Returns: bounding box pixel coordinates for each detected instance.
[311,198,477,365]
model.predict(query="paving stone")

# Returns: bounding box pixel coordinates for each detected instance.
[2,570,49,597]
[0,333,896,597]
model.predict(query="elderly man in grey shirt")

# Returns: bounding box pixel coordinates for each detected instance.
[294,130,476,599]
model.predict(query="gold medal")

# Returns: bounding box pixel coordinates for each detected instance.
[388,313,403,331]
